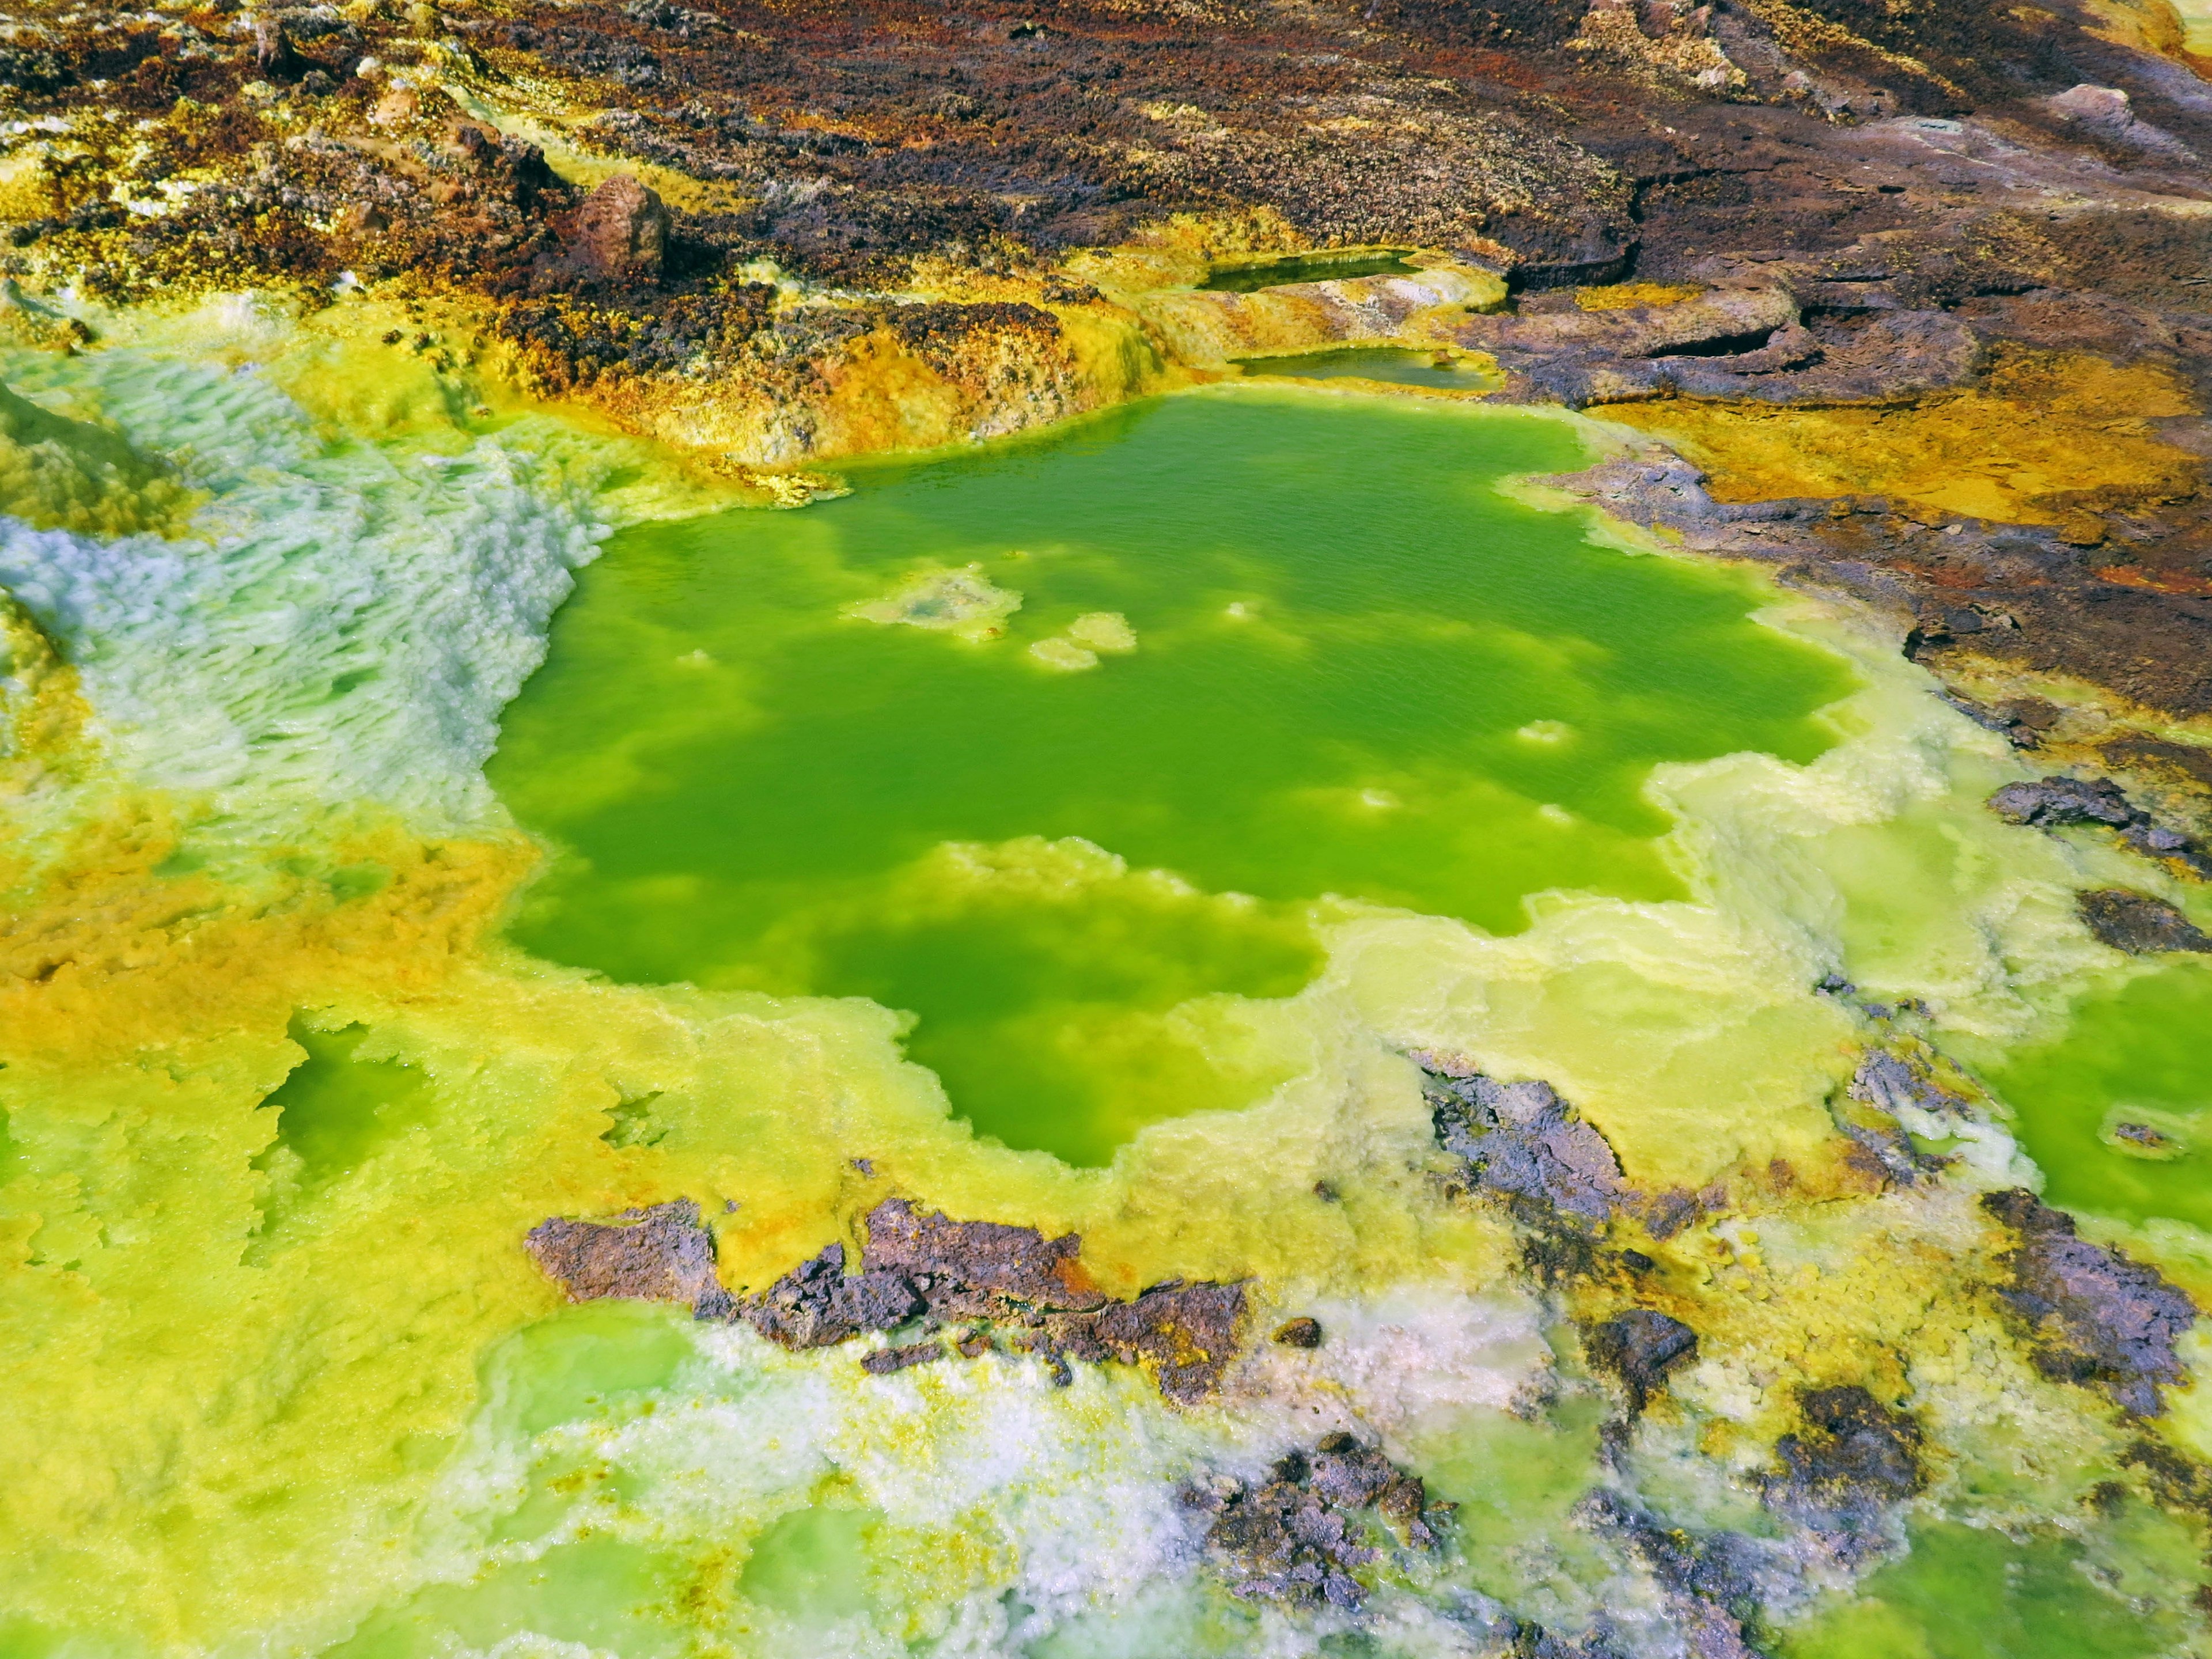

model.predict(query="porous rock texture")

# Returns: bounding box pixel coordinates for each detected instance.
[527,1194,1251,1403]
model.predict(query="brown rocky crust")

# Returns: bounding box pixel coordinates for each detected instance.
[858,1195,1106,1312]
[9,3,2212,722]
[524,1196,734,1317]
[678,1195,1252,1402]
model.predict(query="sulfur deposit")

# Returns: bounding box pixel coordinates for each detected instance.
[7,1,2212,1655]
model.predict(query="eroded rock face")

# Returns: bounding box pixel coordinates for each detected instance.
[524,1197,734,1318]
[1189,1433,1447,1609]
[1982,1189,2197,1416]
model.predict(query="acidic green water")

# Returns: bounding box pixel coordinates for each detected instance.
[1239,347,1503,392]
[1983,959,2212,1230]
[488,389,1852,1164]
[1202,252,1421,291]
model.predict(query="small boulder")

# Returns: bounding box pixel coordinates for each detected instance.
[570,174,669,281]
[861,1339,945,1376]
[1988,775,2137,829]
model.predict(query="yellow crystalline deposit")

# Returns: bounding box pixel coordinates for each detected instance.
[1135,263,1509,367]
[1605,347,2203,527]
[0,381,201,539]
[847,565,1024,641]
[1576,282,1706,312]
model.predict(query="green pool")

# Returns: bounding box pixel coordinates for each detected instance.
[488,388,1852,1164]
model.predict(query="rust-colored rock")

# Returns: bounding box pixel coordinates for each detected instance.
[860,1196,1105,1312]
[524,1197,733,1317]
[569,174,668,281]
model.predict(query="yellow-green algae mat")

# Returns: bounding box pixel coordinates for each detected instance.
[3,297,2212,1657]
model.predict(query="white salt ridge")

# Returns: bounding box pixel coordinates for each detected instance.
[0,347,607,824]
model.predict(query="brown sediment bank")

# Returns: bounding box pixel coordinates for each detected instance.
[9,0,2212,736]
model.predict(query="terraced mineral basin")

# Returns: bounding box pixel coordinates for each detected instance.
[489,387,1852,1165]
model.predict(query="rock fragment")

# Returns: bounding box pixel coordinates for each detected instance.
[1584,1308,1698,1412]
[569,174,670,281]
[1190,1433,1447,1608]
[525,1198,734,1317]
[1983,1190,2196,1416]
[861,1339,945,1375]
[1763,1385,1924,1561]
[1272,1316,1323,1348]
[740,1241,925,1349]
[2077,888,2212,954]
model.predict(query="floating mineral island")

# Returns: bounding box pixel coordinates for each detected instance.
[10,0,2212,1652]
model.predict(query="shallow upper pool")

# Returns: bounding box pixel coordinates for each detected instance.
[488,389,1853,1162]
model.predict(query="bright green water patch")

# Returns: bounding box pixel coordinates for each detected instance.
[1238,347,1503,391]
[1982,959,2212,1230]
[488,389,1853,1164]
[1204,252,1421,291]
[255,1021,437,1191]
[1779,1518,2188,1659]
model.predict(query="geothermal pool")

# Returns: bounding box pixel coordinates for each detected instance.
[489,390,1849,1164]
[5,330,2212,1657]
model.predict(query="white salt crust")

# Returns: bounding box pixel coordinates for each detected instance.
[0,347,607,823]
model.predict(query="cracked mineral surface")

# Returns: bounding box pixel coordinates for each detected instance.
[7,0,2212,1653]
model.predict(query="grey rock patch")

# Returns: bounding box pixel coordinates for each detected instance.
[1762,1385,1924,1564]
[1988,775,2212,876]
[1833,1051,1965,1187]
[1983,1189,2197,1416]
[1576,1491,1770,1659]
[1422,1063,1631,1228]
[740,1241,925,1349]
[2077,888,2212,954]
